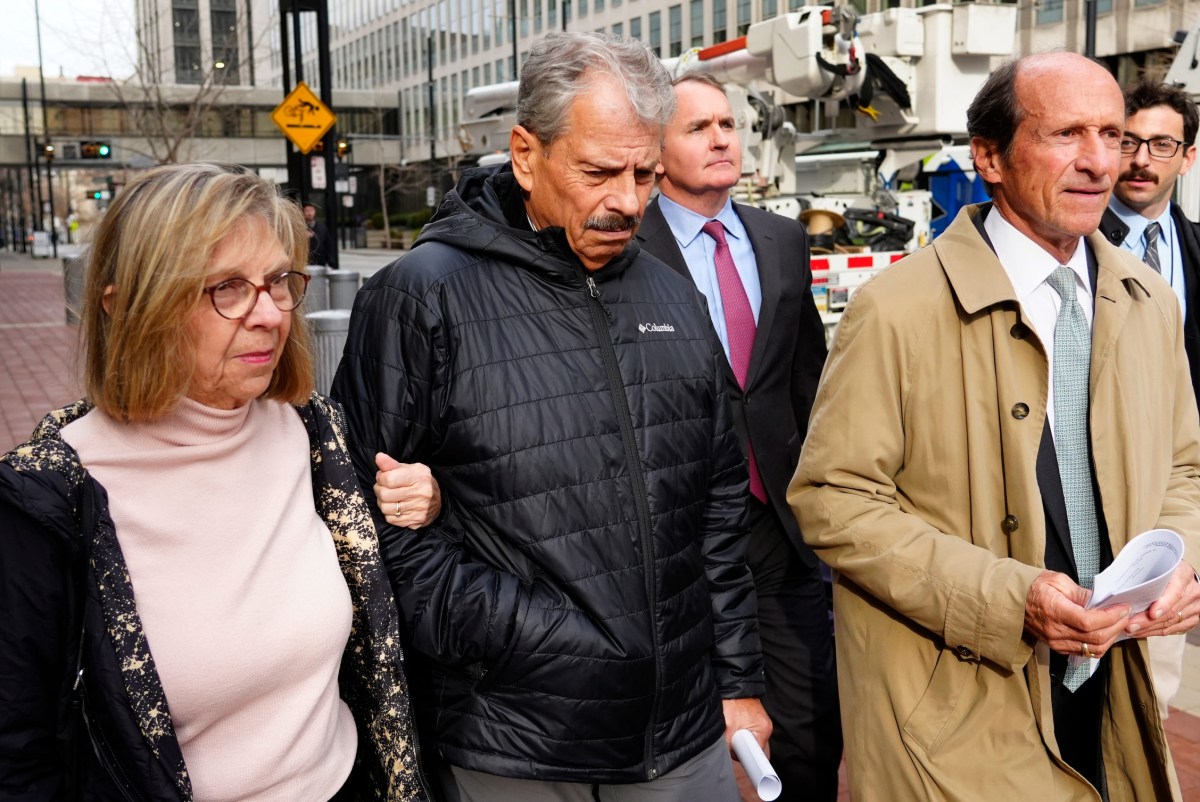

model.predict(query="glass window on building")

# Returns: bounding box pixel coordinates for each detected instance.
[1035,0,1063,24]
[630,15,642,40]
[45,106,84,136]
[712,0,725,41]
[211,7,237,45]
[175,45,202,84]
[89,106,127,136]
[579,0,587,19]
[402,18,410,77]
[613,21,623,36]
[761,0,776,19]
[1133,0,1161,6]
[669,5,682,56]
[597,0,605,12]
[173,4,198,39]
[451,73,459,128]
[564,0,572,25]
[649,11,662,55]
[248,108,269,138]
[0,103,26,136]
[690,0,703,47]
[213,47,239,83]
[736,0,750,35]
[535,0,544,32]
[549,0,558,30]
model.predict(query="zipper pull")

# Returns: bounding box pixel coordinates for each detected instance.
[586,276,600,299]
[73,667,84,692]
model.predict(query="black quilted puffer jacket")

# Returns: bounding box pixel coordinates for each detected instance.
[331,164,764,784]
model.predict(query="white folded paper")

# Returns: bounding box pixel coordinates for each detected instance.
[1068,528,1185,679]
[731,729,782,801]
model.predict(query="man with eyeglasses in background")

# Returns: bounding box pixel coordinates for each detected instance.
[1100,79,1200,722]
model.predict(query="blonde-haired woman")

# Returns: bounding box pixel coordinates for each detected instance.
[0,162,432,801]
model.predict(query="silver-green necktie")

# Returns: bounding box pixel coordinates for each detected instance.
[1046,266,1101,692]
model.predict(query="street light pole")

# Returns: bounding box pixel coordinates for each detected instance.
[34,0,57,258]
[428,33,436,207]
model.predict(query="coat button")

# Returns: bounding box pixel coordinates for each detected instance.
[1001,514,1019,534]
[1010,324,1026,340]
[1011,403,1029,420]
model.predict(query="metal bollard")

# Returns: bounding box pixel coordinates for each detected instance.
[63,255,86,325]
[306,309,351,396]
[328,270,361,311]
[305,265,330,313]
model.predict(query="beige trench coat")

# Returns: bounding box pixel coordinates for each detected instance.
[790,205,1200,801]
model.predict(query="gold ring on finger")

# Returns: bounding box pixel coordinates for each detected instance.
[1081,642,1092,659]
[393,501,402,517]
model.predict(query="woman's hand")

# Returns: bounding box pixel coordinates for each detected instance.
[374,453,441,528]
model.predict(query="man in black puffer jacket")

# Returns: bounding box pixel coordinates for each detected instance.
[332,31,769,802]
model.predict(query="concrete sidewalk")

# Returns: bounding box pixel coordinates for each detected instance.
[2,250,1199,799]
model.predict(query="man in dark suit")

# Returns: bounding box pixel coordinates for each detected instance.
[304,203,335,267]
[636,72,839,802]
[1100,79,1200,720]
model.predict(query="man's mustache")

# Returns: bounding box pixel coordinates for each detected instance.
[586,214,640,232]
[1119,168,1159,184]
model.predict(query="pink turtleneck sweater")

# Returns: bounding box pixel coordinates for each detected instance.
[62,398,357,802]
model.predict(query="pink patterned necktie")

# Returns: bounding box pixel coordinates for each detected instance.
[702,219,766,503]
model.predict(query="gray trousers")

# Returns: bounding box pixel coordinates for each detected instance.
[450,737,738,802]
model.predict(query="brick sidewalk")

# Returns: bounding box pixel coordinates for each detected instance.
[0,267,81,451]
[1,257,1199,799]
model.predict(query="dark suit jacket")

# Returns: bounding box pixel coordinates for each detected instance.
[1100,203,1200,409]
[637,196,827,565]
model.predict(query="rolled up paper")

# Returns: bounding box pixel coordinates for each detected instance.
[731,729,782,801]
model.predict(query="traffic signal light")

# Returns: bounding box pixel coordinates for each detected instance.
[81,141,112,159]
[336,139,351,159]
[42,143,55,160]
[92,190,102,200]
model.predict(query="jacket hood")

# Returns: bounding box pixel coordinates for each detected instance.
[416,163,641,283]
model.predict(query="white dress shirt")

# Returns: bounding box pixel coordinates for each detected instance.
[984,208,1093,434]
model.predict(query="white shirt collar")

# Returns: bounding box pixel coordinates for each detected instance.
[983,206,1092,305]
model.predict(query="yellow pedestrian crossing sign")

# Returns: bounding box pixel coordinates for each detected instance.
[271,81,337,154]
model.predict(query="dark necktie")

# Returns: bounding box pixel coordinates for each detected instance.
[702,219,766,503]
[1046,266,1100,692]
[1143,222,1162,274]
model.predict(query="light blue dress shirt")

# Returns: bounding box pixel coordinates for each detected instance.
[1109,196,1187,318]
[657,193,762,360]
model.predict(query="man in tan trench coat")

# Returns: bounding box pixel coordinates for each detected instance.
[790,52,1200,801]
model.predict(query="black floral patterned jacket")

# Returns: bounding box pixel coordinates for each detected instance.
[0,394,429,802]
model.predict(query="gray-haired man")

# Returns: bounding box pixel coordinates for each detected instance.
[333,31,770,801]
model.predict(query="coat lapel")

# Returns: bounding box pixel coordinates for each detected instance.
[1088,231,1144,399]
[738,205,778,391]
[638,199,690,277]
